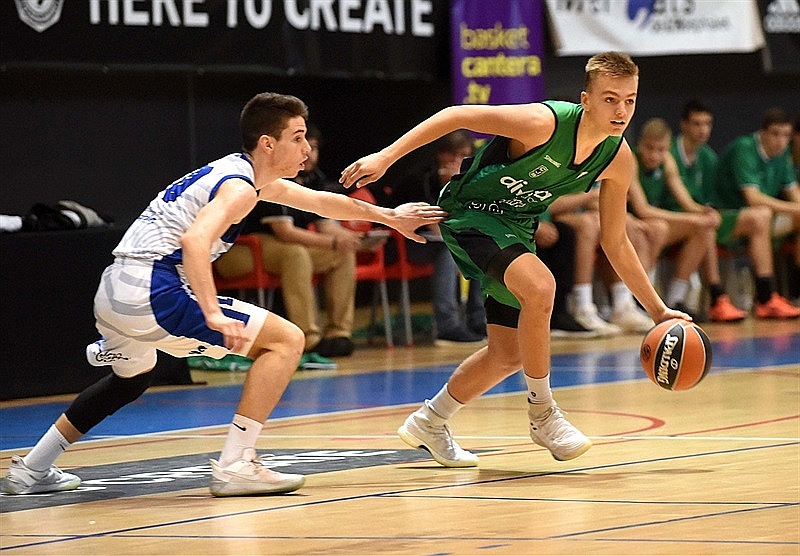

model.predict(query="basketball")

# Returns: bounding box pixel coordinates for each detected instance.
[640,318,712,391]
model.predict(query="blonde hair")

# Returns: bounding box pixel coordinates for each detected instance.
[584,52,639,90]
[639,118,672,142]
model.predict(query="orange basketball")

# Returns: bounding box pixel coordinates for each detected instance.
[640,318,712,391]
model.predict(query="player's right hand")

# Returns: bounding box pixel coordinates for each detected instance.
[206,313,247,353]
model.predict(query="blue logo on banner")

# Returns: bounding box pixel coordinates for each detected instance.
[627,0,656,27]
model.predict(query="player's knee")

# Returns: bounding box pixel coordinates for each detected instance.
[750,206,773,231]
[508,270,555,313]
[65,372,152,434]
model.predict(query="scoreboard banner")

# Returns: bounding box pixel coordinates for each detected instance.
[4,0,448,79]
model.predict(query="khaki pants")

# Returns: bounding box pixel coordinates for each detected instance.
[215,234,356,351]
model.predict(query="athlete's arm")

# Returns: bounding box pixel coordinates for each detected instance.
[741,183,800,216]
[597,143,685,322]
[663,152,707,213]
[339,103,555,189]
[259,178,445,242]
[628,158,720,228]
[181,178,256,351]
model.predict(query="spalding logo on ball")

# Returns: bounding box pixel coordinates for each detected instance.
[640,318,712,391]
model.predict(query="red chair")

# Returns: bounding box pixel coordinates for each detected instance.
[347,187,434,346]
[213,234,282,309]
[342,192,394,348]
[384,229,434,346]
[342,197,394,347]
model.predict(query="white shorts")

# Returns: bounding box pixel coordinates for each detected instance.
[92,258,268,377]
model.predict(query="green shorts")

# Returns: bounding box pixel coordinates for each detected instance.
[716,208,741,247]
[440,210,536,310]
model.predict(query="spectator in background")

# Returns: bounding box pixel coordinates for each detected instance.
[536,212,600,338]
[391,130,487,345]
[671,100,790,318]
[215,125,363,368]
[549,186,657,335]
[793,116,800,182]
[712,108,800,318]
[632,117,746,321]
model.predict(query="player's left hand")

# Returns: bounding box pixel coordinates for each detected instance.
[388,202,447,243]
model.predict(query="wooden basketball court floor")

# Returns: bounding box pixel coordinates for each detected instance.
[1,318,798,555]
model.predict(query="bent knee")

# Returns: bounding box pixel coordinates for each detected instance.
[506,267,555,310]
[251,314,305,357]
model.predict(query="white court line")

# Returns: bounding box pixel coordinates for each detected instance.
[89,433,800,442]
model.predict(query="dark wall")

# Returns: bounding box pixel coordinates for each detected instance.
[1,52,797,227]
[0,70,451,226]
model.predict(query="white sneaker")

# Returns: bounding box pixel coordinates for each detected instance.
[1,455,81,495]
[209,448,305,497]
[570,303,622,337]
[397,409,478,468]
[611,302,654,333]
[528,404,592,461]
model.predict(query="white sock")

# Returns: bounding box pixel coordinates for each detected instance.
[423,384,464,426]
[524,373,554,410]
[571,283,594,311]
[23,425,70,472]
[218,414,263,467]
[611,282,634,311]
[666,279,689,307]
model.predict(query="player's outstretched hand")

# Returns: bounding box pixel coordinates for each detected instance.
[388,202,447,243]
[340,152,391,189]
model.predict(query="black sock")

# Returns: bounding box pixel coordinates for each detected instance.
[790,261,800,298]
[708,283,725,305]
[755,276,775,305]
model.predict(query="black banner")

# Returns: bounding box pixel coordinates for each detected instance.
[2,0,448,79]
[757,0,800,74]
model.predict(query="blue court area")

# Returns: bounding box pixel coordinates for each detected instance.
[1,334,797,451]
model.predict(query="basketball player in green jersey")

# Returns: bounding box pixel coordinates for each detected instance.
[340,52,689,466]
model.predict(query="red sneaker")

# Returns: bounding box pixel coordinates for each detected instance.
[708,294,747,322]
[754,293,800,319]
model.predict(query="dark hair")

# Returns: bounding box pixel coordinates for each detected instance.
[305,122,322,145]
[240,93,309,152]
[760,107,791,130]
[434,130,474,154]
[681,99,713,121]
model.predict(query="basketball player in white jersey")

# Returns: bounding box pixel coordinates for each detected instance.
[2,93,444,497]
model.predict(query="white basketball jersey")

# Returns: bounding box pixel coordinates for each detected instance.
[113,153,255,263]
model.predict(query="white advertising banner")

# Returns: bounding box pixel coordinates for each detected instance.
[546,0,766,56]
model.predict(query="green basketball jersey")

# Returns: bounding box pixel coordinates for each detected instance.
[634,148,669,208]
[713,133,795,209]
[439,101,623,241]
[670,136,718,207]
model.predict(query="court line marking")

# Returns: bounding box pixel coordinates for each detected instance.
[3,441,796,551]
[79,433,800,442]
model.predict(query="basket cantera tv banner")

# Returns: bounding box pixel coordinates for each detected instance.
[4,0,448,79]
[449,1,546,108]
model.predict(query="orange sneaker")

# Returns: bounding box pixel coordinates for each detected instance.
[708,294,747,322]
[754,293,800,319]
